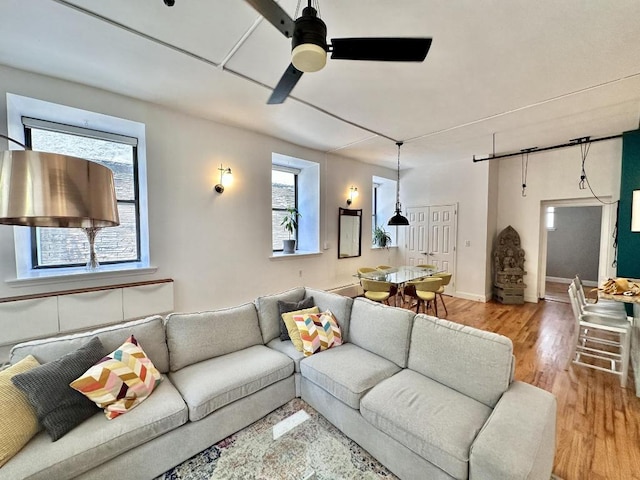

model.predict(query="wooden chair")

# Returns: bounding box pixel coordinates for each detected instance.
[567,286,631,387]
[360,278,394,305]
[404,277,442,315]
[433,272,452,315]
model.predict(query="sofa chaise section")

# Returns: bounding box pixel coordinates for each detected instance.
[2,316,189,480]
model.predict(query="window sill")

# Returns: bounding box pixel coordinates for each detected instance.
[270,250,322,259]
[6,263,158,288]
[371,245,399,250]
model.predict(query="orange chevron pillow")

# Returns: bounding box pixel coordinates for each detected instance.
[293,310,342,357]
[70,335,161,420]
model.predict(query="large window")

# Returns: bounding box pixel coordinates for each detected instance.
[272,167,298,251]
[7,93,149,280]
[25,119,140,268]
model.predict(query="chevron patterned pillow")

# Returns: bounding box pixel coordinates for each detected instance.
[70,335,161,420]
[293,311,342,357]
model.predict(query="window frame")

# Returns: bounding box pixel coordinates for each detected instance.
[271,166,299,252]
[23,120,143,269]
[7,93,151,282]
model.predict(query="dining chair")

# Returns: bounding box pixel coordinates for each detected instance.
[360,278,394,305]
[433,272,452,316]
[572,276,627,314]
[357,267,377,275]
[416,264,436,270]
[404,277,442,315]
[567,286,631,387]
[568,281,627,318]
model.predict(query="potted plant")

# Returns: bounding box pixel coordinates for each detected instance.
[281,207,301,254]
[373,225,392,248]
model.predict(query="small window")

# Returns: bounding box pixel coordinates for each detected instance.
[546,207,556,231]
[271,153,320,255]
[272,167,298,251]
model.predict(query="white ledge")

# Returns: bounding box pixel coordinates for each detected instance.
[270,250,322,259]
[6,264,158,288]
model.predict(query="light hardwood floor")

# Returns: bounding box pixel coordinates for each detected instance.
[401,295,640,480]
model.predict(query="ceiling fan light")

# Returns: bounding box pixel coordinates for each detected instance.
[292,43,327,72]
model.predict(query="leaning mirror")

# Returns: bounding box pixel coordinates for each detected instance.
[338,208,362,259]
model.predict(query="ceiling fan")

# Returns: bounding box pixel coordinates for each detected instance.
[244,0,433,104]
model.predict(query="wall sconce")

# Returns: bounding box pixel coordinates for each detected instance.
[214,164,233,194]
[346,186,358,206]
[632,190,640,232]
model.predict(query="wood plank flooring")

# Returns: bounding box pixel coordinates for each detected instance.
[400,295,640,480]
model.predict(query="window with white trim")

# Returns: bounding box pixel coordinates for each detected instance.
[546,207,556,231]
[271,153,320,255]
[7,93,150,279]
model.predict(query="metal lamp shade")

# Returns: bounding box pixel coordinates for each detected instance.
[0,151,119,228]
[388,209,410,226]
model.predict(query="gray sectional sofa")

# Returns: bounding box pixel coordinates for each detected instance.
[1,287,556,480]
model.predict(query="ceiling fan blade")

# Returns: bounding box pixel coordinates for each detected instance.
[330,38,432,62]
[268,64,303,104]
[244,0,295,38]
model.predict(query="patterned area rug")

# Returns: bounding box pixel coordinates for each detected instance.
[156,398,396,480]
[156,398,563,480]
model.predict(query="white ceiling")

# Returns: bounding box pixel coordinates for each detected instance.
[1,0,639,169]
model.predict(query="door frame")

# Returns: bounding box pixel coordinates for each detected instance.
[537,197,615,299]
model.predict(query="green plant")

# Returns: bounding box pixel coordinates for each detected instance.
[373,225,392,248]
[281,207,301,240]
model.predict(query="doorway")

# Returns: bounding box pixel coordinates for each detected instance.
[538,198,615,301]
[405,204,457,294]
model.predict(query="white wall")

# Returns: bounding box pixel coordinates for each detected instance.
[496,140,621,301]
[0,65,399,312]
[402,158,492,301]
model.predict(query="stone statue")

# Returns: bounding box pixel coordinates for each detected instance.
[493,225,527,304]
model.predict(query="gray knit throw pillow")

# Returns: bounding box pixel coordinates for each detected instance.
[12,336,105,441]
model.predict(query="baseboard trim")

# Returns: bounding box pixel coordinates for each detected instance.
[545,276,597,287]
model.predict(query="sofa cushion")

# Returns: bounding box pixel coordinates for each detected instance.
[266,338,305,372]
[11,337,105,441]
[278,296,315,340]
[304,288,353,341]
[71,335,162,419]
[255,287,306,344]
[169,345,294,422]
[0,355,40,467]
[409,314,513,408]
[165,303,263,371]
[10,315,170,374]
[348,298,414,367]
[0,379,188,480]
[361,369,492,480]
[300,343,401,409]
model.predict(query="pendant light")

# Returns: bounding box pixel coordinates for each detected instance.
[388,141,409,226]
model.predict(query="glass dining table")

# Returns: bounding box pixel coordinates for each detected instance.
[355,266,440,285]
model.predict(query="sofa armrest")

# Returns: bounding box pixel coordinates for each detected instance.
[470,381,556,480]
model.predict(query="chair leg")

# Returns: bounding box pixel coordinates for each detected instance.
[621,330,631,388]
[438,293,448,316]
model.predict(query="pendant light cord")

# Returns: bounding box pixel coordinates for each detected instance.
[521,149,529,197]
[396,142,403,210]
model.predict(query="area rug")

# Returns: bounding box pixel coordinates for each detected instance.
[156,398,563,480]
[156,398,396,479]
